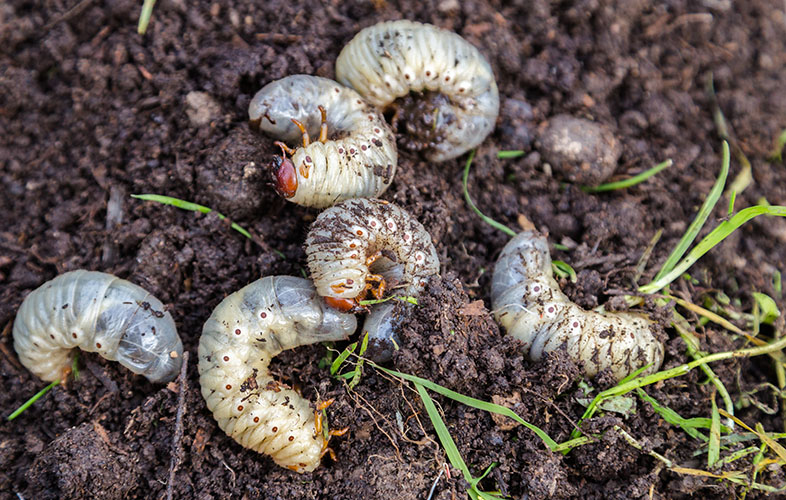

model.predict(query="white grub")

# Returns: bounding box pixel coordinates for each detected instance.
[336,20,499,161]
[490,231,663,381]
[248,75,397,208]
[13,270,183,384]
[305,198,439,361]
[198,276,357,472]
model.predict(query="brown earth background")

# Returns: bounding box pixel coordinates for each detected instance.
[2,0,786,498]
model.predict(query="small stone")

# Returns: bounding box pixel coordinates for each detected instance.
[185,91,221,126]
[437,0,460,12]
[536,114,621,186]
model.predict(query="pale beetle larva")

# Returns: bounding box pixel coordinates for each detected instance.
[248,75,398,208]
[305,198,440,361]
[198,275,357,473]
[335,20,500,161]
[13,270,183,384]
[491,231,664,382]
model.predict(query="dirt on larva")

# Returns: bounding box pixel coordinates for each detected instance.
[2,1,786,499]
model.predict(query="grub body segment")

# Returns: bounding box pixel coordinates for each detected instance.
[305,199,439,360]
[198,276,357,472]
[13,270,183,384]
[249,75,397,208]
[336,20,499,161]
[490,231,664,381]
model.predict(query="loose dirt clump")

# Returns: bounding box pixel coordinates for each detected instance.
[25,422,141,500]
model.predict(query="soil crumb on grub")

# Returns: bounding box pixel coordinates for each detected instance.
[195,127,275,219]
[391,91,450,157]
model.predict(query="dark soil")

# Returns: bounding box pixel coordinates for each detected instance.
[2,1,786,499]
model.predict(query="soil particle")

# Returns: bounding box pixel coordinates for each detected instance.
[25,422,141,500]
[498,97,536,151]
[130,228,189,302]
[391,91,450,157]
[571,416,640,482]
[563,269,603,310]
[395,275,502,395]
[520,449,575,499]
[185,91,223,127]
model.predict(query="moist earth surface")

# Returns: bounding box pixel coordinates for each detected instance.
[2,1,786,499]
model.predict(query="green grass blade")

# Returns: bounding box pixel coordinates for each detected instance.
[414,383,472,481]
[376,364,558,451]
[552,261,577,282]
[752,292,780,325]
[649,142,729,284]
[706,74,753,197]
[636,389,708,441]
[669,308,735,428]
[709,394,721,467]
[728,190,737,217]
[330,342,357,376]
[131,193,257,242]
[640,203,786,294]
[770,129,786,161]
[618,363,653,385]
[137,0,157,35]
[358,295,418,306]
[462,151,517,238]
[581,159,673,193]
[414,383,507,500]
[348,334,370,390]
[568,335,786,442]
[497,150,525,159]
[711,446,759,465]
[553,435,594,452]
[6,352,79,421]
[7,380,59,421]
[132,193,211,213]
[358,332,369,356]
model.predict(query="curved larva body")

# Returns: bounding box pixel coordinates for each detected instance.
[198,276,357,473]
[13,270,183,384]
[335,20,500,161]
[248,75,397,208]
[490,232,664,382]
[305,198,439,360]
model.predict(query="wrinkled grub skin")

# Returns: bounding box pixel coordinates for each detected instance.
[2,1,786,499]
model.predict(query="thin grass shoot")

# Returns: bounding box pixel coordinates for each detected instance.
[647,141,729,284]
[769,129,786,162]
[580,159,673,193]
[414,384,507,499]
[137,0,157,35]
[552,260,577,282]
[463,151,517,238]
[566,334,786,442]
[7,353,80,421]
[373,363,558,451]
